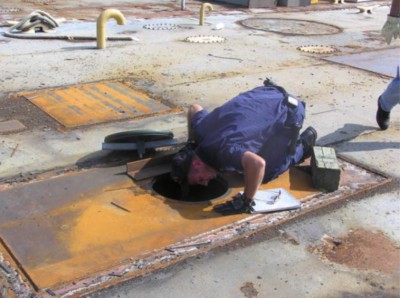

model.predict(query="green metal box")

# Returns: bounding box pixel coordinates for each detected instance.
[311,146,341,192]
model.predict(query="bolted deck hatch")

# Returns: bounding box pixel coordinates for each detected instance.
[0,156,391,295]
[18,81,178,128]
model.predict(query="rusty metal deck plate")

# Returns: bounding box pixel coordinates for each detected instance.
[325,49,400,78]
[0,156,390,297]
[18,81,177,128]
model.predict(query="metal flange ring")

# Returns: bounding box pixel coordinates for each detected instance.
[184,35,226,44]
[143,24,178,30]
[297,45,338,54]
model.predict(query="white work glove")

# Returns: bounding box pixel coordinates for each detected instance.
[381,15,400,45]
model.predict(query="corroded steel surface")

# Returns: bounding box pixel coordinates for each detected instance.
[0,162,317,291]
[0,156,389,296]
[18,81,175,128]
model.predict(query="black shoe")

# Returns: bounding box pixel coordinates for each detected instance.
[300,126,317,160]
[376,98,390,130]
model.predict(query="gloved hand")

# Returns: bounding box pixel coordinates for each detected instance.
[231,193,253,210]
[381,16,400,45]
[213,193,253,214]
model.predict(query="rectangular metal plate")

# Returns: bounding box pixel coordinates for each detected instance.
[0,157,389,294]
[19,81,174,128]
[325,49,400,78]
[0,162,317,290]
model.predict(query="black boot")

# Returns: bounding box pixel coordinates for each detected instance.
[376,98,390,130]
[300,126,317,160]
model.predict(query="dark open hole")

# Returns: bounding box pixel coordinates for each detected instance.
[152,173,229,202]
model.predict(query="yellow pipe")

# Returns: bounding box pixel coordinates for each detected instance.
[199,3,213,26]
[97,9,126,49]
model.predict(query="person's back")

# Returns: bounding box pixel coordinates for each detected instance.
[192,85,305,180]
[170,82,317,212]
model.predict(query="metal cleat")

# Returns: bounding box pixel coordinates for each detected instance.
[357,5,379,14]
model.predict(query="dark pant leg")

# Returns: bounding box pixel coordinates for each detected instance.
[262,130,304,182]
[262,101,306,182]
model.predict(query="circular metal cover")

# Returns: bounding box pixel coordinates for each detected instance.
[240,18,341,36]
[177,24,196,30]
[104,130,173,144]
[184,35,226,44]
[143,23,178,30]
[297,45,338,54]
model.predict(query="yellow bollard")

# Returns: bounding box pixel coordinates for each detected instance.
[97,9,126,49]
[199,3,213,26]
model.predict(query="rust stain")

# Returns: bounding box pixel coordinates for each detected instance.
[240,282,259,298]
[310,229,400,274]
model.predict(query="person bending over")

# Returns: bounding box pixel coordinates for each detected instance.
[170,82,317,213]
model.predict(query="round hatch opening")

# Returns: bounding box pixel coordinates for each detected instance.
[152,173,229,202]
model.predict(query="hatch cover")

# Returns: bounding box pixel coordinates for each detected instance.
[18,81,177,128]
[240,18,342,35]
[0,156,390,296]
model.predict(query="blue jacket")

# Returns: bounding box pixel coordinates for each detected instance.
[191,85,306,181]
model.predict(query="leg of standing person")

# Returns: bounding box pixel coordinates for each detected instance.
[377,66,400,130]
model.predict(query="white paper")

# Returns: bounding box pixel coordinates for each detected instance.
[248,188,301,214]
